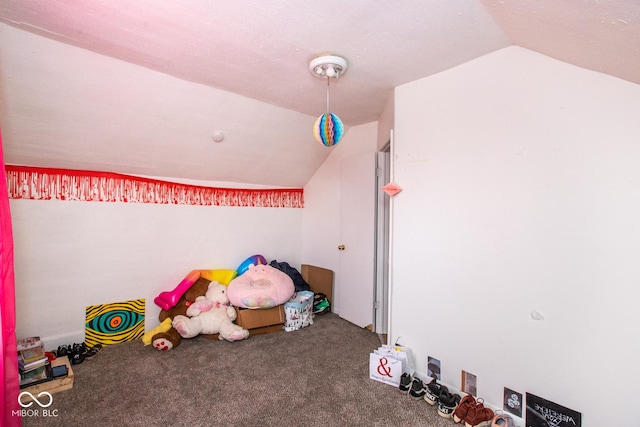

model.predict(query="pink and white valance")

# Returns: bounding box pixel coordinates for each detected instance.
[5,166,303,208]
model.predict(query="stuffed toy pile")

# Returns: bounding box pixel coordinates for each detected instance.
[144,255,303,351]
[142,277,211,351]
[172,281,249,341]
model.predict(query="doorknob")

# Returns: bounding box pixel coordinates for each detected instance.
[338,244,345,250]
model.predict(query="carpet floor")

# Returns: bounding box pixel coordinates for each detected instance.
[21,313,455,426]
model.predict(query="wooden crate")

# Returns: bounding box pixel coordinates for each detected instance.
[19,356,74,403]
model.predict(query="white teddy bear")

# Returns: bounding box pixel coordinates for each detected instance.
[172,281,249,342]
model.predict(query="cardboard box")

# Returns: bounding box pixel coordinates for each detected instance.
[235,305,286,335]
[232,264,334,334]
[301,264,333,310]
[19,356,74,404]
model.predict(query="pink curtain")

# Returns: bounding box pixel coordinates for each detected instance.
[1,129,21,426]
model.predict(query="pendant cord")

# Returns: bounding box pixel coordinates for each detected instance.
[326,77,330,114]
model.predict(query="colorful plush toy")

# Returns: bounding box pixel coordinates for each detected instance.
[227,264,295,309]
[235,254,267,275]
[172,281,250,342]
[154,269,238,311]
[154,270,202,311]
[148,269,241,351]
[141,318,172,345]
[148,277,211,351]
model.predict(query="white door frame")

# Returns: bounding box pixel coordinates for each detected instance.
[374,150,390,334]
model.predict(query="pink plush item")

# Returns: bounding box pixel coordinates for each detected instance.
[154,270,201,310]
[227,264,295,309]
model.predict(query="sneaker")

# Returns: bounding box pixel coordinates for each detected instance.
[464,401,494,427]
[437,390,462,418]
[492,412,515,427]
[452,395,477,424]
[55,344,71,358]
[313,293,330,314]
[423,378,446,405]
[398,372,414,394]
[408,377,427,400]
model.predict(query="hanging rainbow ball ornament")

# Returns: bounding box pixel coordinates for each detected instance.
[313,112,344,147]
[309,55,348,147]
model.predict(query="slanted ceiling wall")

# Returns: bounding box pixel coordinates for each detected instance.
[392,46,640,425]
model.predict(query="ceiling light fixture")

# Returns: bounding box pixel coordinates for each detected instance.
[309,55,348,79]
[309,55,347,147]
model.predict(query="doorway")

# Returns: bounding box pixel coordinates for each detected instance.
[336,145,391,336]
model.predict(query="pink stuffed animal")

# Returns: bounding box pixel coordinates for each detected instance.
[227,264,294,309]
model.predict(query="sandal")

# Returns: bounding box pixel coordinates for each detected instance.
[85,343,103,360]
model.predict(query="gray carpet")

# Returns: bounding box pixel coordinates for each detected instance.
[22,314,454,426]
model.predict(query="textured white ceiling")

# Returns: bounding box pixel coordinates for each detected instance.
[0,0,638,186]
[481,0,640,85]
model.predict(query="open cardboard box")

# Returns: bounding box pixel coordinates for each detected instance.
[234,264,333,335]
[235,305,286,335]
[301,264,333,307]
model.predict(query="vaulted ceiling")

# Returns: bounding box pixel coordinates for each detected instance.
[1,1,638,186]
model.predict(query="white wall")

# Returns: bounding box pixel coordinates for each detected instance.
[1,23,309,352]
[10,197,302,349]
[301,121,378,316]
[11,121,380,351]
[392,46,640,425]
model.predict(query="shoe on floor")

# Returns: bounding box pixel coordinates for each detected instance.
[437,390,462,418]
[408,377,427,400]
[313,293,330,314]
[423,378,446,405]
[55,344,71,358]
[452,395,477,424]
[492,412,515,427]
[398,372,414,394]
[464,401,494,427]
[70,342,87,365]
[84,343,103,360]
